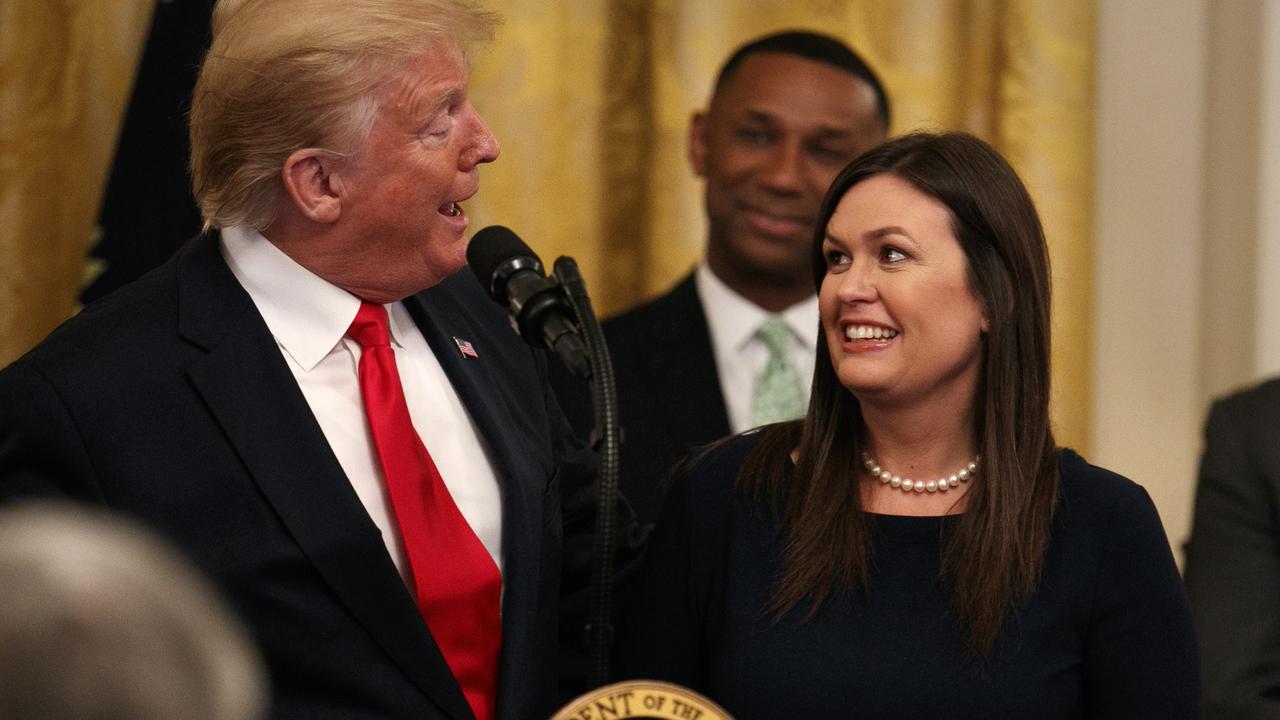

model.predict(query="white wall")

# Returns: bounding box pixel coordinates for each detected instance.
[1095,0,1276,564]
[1259,1,1280,378]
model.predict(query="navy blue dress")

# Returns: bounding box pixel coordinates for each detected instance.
[616,434,1201,719]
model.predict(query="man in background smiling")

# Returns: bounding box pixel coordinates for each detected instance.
[558,32,891,525]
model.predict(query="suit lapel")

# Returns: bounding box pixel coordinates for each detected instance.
[402,289,533,516]
[644,274,732,445]
[403,285,545,718]
[176,234,474,720]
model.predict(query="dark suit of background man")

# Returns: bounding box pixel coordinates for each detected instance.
[0,1,611,718]
[1184,377,1280,719]
[555,32,890,524]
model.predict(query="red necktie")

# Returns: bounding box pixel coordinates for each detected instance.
[348,302,501,720]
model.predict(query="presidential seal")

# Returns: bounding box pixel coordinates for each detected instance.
[550,679,733,719]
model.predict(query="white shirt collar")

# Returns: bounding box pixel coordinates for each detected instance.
[219,226,408,371]
[695,261,818,355]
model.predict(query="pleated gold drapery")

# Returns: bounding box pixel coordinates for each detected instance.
[0,0,1093,449]
[0,1,151,365]
[472,0,1095,449]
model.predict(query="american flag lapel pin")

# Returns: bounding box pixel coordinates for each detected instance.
[453,336,479,359]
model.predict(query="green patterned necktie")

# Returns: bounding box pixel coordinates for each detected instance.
[751,316,806,426]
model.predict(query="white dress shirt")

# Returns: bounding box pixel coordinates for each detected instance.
[695,262,818,434]
[220,226,504,591]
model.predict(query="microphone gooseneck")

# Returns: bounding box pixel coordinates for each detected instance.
[467,225,622,687]
[553,256,620,688]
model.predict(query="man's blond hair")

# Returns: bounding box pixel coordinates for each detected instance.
[190,0,498,231]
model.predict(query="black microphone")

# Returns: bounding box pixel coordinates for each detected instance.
[467,226,592,379]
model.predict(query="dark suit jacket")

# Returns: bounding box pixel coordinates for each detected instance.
[0,232,595,720]
[553,272,730,525]
[1184,377,1280,719]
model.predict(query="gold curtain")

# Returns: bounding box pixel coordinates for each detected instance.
[472,0,1095,449]
[0,0,1093,449]
[0,1,152,367]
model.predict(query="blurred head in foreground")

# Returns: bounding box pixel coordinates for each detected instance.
[0,504,266,720]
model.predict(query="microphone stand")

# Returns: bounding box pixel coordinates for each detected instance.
[552,257,619,688]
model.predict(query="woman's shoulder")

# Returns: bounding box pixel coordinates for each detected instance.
[681,432,766,477]
[1054,448,1164,537]
[658,432,771,521]
[1057,448,1146,499]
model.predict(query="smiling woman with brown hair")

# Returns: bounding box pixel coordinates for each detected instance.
[616,131,1200,719]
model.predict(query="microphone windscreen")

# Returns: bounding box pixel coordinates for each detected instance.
[467,225,541,297]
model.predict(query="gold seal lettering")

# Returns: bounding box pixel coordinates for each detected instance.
[550,680,733,720]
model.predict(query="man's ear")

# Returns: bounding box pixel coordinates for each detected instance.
[281,149,342,223]
[688,111,709,178]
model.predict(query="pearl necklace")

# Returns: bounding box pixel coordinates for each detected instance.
[861,452,979,494]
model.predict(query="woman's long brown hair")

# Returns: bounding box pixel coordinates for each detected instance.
[738,132,1058,656]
